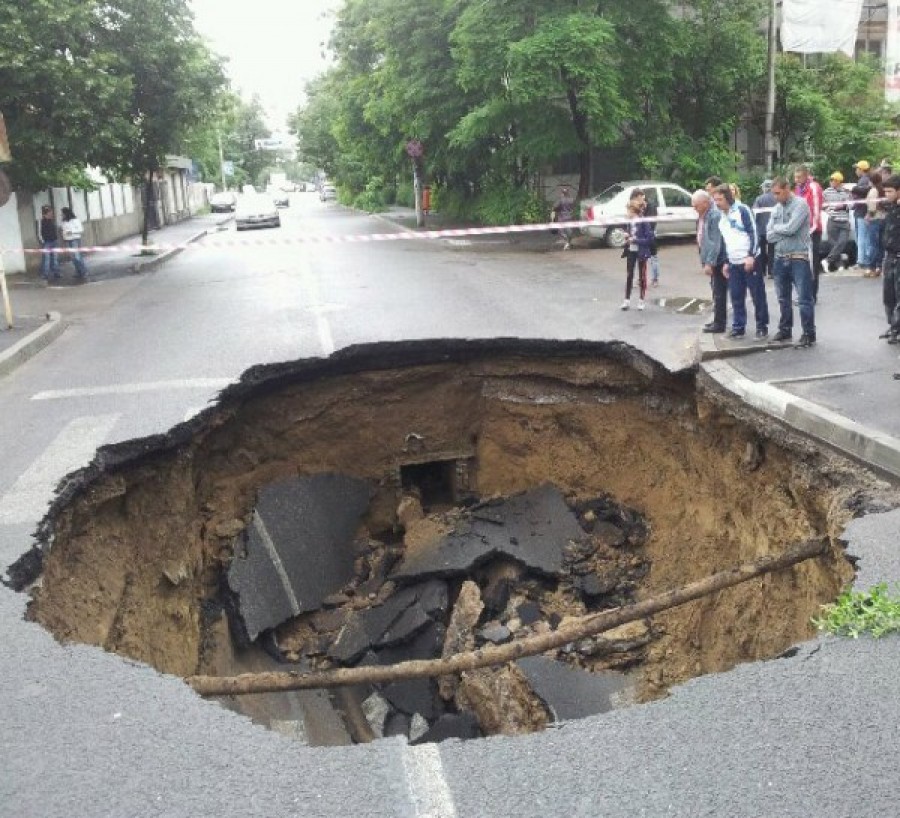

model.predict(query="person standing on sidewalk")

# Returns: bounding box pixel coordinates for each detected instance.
[712,184,769,339]
[794,165,824,301]
[851,160,873,269]
[551,186,576,250]
[822,172,852,271]
[61,207,88,281]
[878,174,900,344]
[38,205,61,281]
[862,171,886,278]
[692,189,728,333]
[767,178,816,347]
[620,196,653,311]
[753,180,777,278]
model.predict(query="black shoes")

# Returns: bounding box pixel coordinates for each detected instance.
[755,328,768,339]
[797,334,816,348]
[888,334,900,345]
[702,323,725,334]
[727,329,745,339]
[772,330,791,342]
[879,330,893,339]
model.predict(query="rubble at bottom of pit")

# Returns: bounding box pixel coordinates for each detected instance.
[236,483,652,744]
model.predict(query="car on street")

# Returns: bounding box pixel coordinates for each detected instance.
[235,193,281,230]
[272,189,290,208]
[320,184,337,202]
[579,181,697,247]
[209,191,237,213]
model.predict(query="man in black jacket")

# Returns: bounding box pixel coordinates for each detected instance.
[38,205,61,280]
[880,174,900,344]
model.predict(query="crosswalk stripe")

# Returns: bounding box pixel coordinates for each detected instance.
[0,414,120,525]
[31,378,235,401]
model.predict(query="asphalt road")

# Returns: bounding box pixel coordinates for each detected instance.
[1,193,899,817]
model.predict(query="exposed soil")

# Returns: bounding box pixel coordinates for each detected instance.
[14,340,899,741]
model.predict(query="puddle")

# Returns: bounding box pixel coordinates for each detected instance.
[655,296,713,315]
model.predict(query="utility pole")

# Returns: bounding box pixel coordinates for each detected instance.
[217,132,227,191]
[764,0,778,173]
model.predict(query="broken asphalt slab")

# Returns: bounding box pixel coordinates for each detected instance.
[391,484,586,582]
[227,473,370,642]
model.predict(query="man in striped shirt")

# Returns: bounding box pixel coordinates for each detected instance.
[794,165,824,301]
[822,172,852,272]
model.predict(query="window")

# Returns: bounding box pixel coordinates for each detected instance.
[662,187,692,208]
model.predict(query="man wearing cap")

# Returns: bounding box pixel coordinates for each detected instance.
[753,179,777,278]
[822,172,852,271]
[851,160,873,267]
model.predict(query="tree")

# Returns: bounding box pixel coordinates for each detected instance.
[97,0,226,242]
[0,0,131,189]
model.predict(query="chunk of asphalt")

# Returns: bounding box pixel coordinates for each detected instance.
[383,710,411,738]
[478,623,511,644]
[227,474,370,641]
[516,600,542,626]
[410,712,481,745]
[391,484,586,582]
[381,678,440,720]
[516,656,636,721]
[374,603,432,649]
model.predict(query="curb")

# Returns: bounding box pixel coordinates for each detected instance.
[698,329,794,361]
[700,357,900,479]
[128,216,234,274]
[0,311,65,379]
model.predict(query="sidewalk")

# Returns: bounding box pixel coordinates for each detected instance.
[0,213,231,372]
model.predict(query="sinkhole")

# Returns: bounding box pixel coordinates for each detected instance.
[9,339,897,746]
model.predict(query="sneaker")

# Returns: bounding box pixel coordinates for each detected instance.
[796,334,816,348]
[637,299,645,311]
[620,299,631,311]
[820,259,829,273]
[755,328,768,339]
[879,329,893,339]
[702,324,725,334]
[651,279,659,287]
[888,334,900,345]
[772,330,791,342]
[727,329,745,339]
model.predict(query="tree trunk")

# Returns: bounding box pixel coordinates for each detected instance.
[142,173,153,246]
[563,77,592,199]
[186,539,828,698]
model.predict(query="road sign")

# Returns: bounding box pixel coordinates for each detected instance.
[254,138,284,151]
[0,113,10,163]
[222,160,235,177]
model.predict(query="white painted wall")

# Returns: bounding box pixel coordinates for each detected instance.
[0,193,26,274]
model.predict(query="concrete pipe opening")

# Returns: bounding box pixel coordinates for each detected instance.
[9,340,896,746]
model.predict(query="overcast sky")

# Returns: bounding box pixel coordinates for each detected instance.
[190,0,341,131]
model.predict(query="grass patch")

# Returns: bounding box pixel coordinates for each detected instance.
[813,583,900,639]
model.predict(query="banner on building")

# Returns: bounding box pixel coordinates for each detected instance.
[781,0,864,57]
[887,2,900,102]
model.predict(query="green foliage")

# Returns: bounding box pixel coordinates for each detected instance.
[353,176,388,212]
[474,181,549,226]
[813,584,900,639]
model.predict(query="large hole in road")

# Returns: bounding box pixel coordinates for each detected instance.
[11,340,897,746]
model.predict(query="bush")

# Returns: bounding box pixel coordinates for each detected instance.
[474,182,549,226]
[395,182,415,208]
[353,176,388,213]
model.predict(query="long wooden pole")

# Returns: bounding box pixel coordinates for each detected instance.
[187,539,829,698]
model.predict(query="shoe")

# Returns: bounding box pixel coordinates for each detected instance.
[637,299,645,311]
[879,330,893,339]
[651,280,659,287]
[702,324,725,334]
[727,329,745,338]
[888,334,900,345]
[796,334,816,348]
[820,259,829,273]
[620,299,631,311]
[772,330,791,342]
[755,328,768,339]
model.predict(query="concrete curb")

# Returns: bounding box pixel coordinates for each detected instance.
[698,329,794,361]
[128,216,234,274]
[701,357,900,479]
[0,311,65,379]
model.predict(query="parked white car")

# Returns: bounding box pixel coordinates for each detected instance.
[580,181,697,248]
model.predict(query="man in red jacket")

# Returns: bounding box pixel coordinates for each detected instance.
[794,165,824,302]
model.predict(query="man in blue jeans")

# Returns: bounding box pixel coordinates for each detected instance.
[38,205,61,280]
[767,177,816,348]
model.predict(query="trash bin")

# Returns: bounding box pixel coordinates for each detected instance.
[423,185,432,213]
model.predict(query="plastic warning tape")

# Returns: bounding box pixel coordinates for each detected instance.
[8,198,874,255]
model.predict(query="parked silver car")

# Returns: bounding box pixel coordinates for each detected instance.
[235,194,281,231]
[579,181,697,248]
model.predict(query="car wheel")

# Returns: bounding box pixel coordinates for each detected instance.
[605,226,628,249]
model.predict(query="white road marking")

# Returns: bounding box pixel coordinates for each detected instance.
[676,298,698,313]
[0,414,120,525]
[31,378,235,401]
[402,744,458,818]
[298,253,335,356]
[251,511,301,616]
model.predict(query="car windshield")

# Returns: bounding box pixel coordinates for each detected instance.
[592,184,626,204]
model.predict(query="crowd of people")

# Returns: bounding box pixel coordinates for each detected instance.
[600,161,900,352]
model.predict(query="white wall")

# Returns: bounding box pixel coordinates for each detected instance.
[0,194,26,274]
